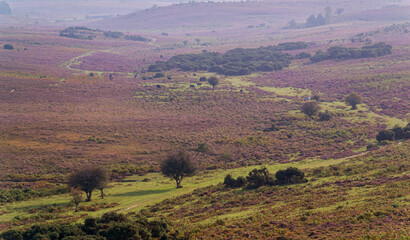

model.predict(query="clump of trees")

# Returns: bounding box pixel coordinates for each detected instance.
[224,167,307,189]
[344,92,363,109]
[376,124,410,142]
[301,101,321,117]
[67,166,109,201]
[59,26,148,42]
[103,31,123,38]
[0,212,182,240]
[124,35,148,42]
[148,42,308,76]
[161,150,197,188]
[310,43,392,62]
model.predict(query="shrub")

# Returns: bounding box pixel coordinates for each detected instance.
[301,101,321,117]
[2,212,176,240]
[0,230,23,240]
[376,130,395,142]
[245,168,274,189]
[275,167,307,185]
[3,44,13,50]
[153,72,165,78]
[196,143,210,153]
[345,92,363,109]
[319,111,332,121]
[391,125,405,140]
[223,174,246,188]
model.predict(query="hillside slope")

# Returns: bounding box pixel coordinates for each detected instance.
[90,0,410,31]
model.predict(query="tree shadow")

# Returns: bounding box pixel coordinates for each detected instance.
[111,189,172,197]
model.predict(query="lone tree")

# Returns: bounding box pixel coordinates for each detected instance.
[68,166,109,201]
[207,76,219,90]
[161,150,196,188]
[345,92,363,109]
[301,101,321,117]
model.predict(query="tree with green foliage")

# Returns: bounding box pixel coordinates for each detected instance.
[391,125,405,140]
[345,92,363,109]
[275,167,307,185]
[301,101,321,117]
[161,150,196,188]
[245,167,274,189]
[0,229,23,240]
[224,174,246,188]
[68,166,109,201]
[376,129,395,142]
[1,212,178,240]
[70,187,84,212]
[207,76,219,90]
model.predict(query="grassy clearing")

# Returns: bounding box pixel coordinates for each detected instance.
[0,155,362,225]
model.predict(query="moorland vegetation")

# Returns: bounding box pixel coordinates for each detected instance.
[0,0,409,239]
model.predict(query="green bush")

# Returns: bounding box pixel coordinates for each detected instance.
[376,130,395,142]
[3,44,13,50]
[245,168,275,189]
[275,167,307,185]
[1,212,179,240]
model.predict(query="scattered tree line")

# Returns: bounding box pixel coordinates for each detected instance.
[148,42,308,76]
[0,212,186,240]
[310,43,392,62]
[285,6,336,29]
[59,26,148,42]
[376,124,410,142]
[224,167,307,189]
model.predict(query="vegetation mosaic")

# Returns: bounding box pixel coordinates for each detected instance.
[0,0,409,239]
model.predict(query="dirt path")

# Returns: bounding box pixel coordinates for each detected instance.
[337,141,403,162]
[60,48,114,72]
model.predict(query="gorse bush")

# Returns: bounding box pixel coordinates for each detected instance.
[224,167,307,189]
[3,44,13,50]
[376,124,410,142]
[0,212,185,240]
[275,167,307,185]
